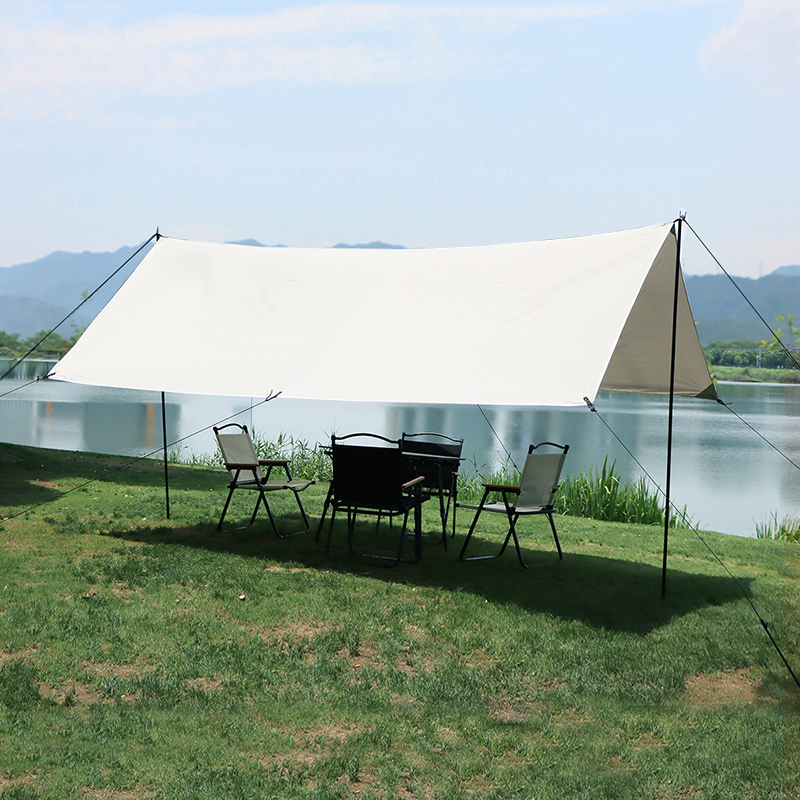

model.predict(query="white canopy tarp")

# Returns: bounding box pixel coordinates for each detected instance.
[49,222,715,406]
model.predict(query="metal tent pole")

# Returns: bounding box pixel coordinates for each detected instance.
[161,391,170,519]
[662,214,684,600]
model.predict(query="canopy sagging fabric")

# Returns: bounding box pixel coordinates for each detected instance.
[49,223,715,406]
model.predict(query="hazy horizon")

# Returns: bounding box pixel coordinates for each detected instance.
[2,1,799,279]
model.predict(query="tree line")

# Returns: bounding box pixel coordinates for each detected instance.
[704,345,793,369]
[704,312,800,370]
[0,329,76,358]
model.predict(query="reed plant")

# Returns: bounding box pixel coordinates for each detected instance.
[249,430,333,482]
[554,458,692,528]
[756,511,800,543]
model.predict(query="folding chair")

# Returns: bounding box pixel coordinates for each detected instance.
[323,433,426,565]
[213,423,314,537]
[400,432,463,549]
[458,442,569,568]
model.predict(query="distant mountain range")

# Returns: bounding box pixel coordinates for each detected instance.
[0,240,797,344]
[0,244,150,339]
[685,267,800,344]
[0,239,406,338]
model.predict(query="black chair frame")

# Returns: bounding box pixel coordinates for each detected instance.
[400,431,463,549]
[321,433,426,566]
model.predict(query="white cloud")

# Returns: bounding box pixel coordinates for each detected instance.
[702,0,800,90]
[0,1,730,119]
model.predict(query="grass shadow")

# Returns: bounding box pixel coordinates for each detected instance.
[1,443,217,500]
[106,515,752,636]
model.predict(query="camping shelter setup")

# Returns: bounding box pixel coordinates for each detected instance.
[50,222,713,405]
[48,220,716,592]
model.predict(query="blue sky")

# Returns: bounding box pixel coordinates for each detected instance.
[1,0,798,276]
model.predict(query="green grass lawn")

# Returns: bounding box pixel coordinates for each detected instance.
[711,365,800,384]
[1,443,798,799]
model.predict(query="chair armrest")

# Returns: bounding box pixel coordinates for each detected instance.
[482,483,520,493]
[402,475,426,490]
[259,458,289,467]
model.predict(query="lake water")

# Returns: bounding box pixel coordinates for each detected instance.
[3,358,800,538]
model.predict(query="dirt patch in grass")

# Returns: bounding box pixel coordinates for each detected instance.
[684,667,777,707]
[631,730,663,750]
[0,646,38,665]
[536,677,567,693]
[396,646,435,677]
[552,706,591,727]
[336,767,381,796]
[248,619,336,648]
[39,680,107,708]
[0,773,37,793]
[264,565,314,574]
[84,658,152,681]
[279,621,334,639]
[488,697,543,723]
[255,723,363,777]
[403,623,428,641]
[462,773,497,797]
[185,676,226,694]
[294,724,360,746]
[464,647,496,668]
[338,643,383,672]
[108,583,143,601]
[83,786,146,799]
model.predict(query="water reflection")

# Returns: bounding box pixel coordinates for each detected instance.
[2,360,800,538]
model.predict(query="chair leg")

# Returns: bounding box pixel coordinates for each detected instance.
[436,485,449,552]
[315,483,335,543]
[325,507,338,560]
[218,485,272,534]
[504,515,533,569]
[410,486,423,562]
[249,490,266,528]
[497,517,515,557]
[413,500,423,562]
[547,511,564,562]
[459,491,496,562]
[347,508,358,553]
[386,504,422,567]
[450,485,458,540]
[217,485,237,532]
[461,488,523,563]
[461,498,563,568]
[512,511,564,568]
[293,490,311,536]
[390,509,409,566]
[255,491,280,536]
[271,489,311,539]
[222,485,311,539]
